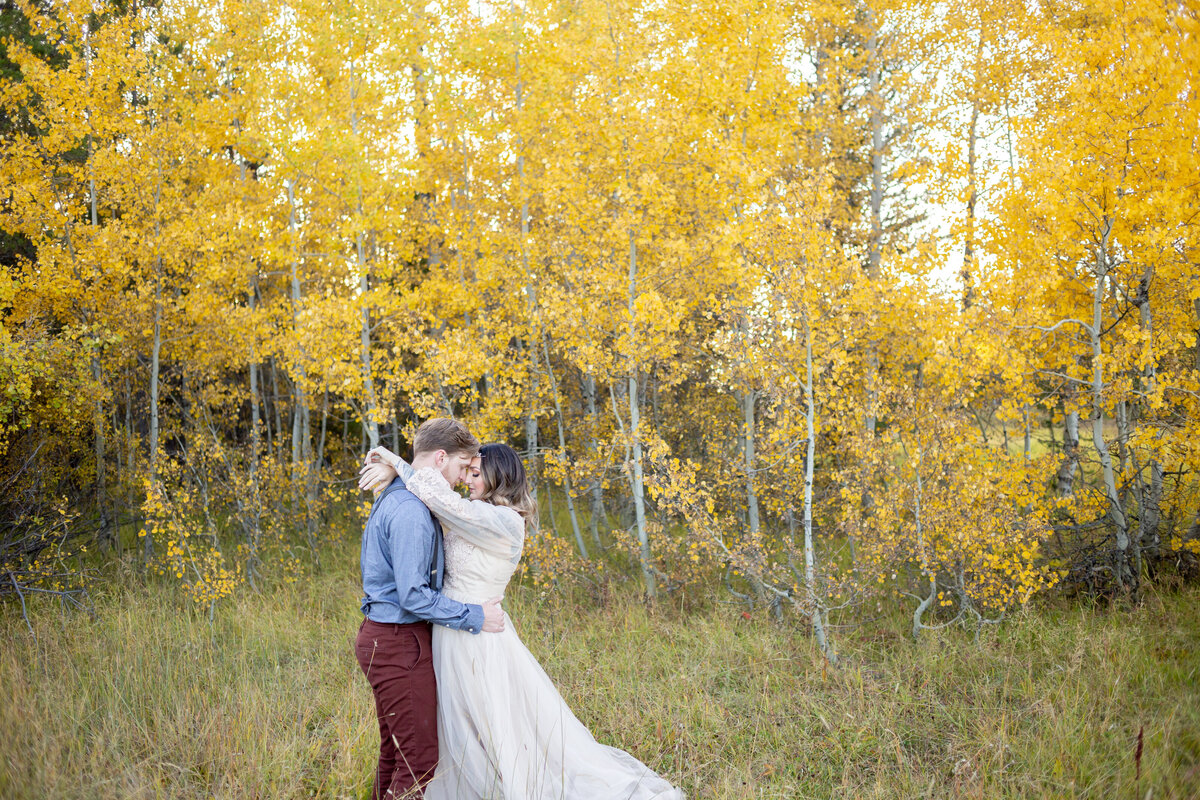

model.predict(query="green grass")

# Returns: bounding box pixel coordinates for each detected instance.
[2,553,1198,799]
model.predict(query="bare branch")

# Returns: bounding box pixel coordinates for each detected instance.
[1019,318,1096,337]
[8,572,36,640]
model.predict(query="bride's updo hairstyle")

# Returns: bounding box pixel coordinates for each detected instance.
[477,443,538,530]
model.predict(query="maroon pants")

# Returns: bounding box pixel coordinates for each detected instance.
[355,618,439,799]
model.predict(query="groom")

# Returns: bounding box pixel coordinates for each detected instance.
[355,417,505,800]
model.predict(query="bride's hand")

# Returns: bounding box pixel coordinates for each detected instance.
[358,456,399,493]
[364,445,400,470]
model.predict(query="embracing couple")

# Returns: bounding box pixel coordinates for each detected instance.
[354,417,684,800]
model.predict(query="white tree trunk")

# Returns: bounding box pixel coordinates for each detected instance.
[238,138,262,581]
[862,9,883,530]
[961,97,979,311]
[87,132,111,548]
[802,322,834,662]
[543,336,588,559]
[145,165,165,564]
[743,387,760,540]
[866,13,883,288]
[1057,408,1080,496]
[506,14,543,499]
[1090,225,1131,588]
[1193,298,1200,371]
[269,357,283,460]
[911,451,936,639]
[1137,267,1162,555]
[357,249,379,449]
[741,383,768,603]
[350,59,380,450]
[146,268,162,563]
[583,373,606,552]
[286,183,315,547]
[91,355,110,546]
[248,282,260,463]
[627,231,655,598]
[246,276,262,583]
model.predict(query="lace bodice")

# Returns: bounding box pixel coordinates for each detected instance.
[402,465,525,603]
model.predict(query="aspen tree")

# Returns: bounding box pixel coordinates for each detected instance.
[991,0,1200,590]
[4,0,1196,607]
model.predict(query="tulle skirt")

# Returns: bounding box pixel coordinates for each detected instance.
[423,613,684,800]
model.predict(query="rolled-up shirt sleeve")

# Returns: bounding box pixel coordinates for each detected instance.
[385,496,485,634]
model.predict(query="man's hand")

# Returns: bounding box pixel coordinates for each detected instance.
[359,446,402,493]
[481,597,506,633]
[358,460,397,493]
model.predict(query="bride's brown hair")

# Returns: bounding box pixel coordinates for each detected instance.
[477,443,538,531]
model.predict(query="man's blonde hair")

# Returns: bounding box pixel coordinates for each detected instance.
[412,417,479,458]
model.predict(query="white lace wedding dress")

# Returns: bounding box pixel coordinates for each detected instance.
[401,465,685,800]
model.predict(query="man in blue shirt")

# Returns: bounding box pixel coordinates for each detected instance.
[355,418,504,800]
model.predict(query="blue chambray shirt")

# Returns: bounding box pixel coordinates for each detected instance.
[359,475,484,634]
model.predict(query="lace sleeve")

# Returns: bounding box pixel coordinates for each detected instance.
[403,466,525,561]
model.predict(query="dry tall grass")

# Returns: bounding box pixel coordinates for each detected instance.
[2,553,1197,799]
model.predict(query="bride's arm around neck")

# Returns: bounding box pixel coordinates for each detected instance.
[403,465,524,561]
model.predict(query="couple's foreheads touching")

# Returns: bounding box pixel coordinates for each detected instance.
[412,418,537,526]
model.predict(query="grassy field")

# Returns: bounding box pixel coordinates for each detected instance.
[2,551,1198,799]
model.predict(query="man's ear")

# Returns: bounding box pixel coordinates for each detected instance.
[433,449,447,467]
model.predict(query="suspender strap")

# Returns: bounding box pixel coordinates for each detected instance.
[367,482,407,526]
[367,480,443,589]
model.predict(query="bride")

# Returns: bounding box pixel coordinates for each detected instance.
[359,441,684,800]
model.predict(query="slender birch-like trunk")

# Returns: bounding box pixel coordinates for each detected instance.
[1057,407,1080,496]
[583,373,606,552]
[285,182,315,546]
[865,9,883,440]
[291,387,302,471]
[86,93,111,548]
[356,232,379,452]
[245,276,262,583]
[1137,267,1162,557]
[1116,399,1130,476]
[235,125,262,581]
[741,384,767,602]
[602,0,650,594]
[525,370,540,494]
[743,386,760,543]
[285,182,311,460]
[801,321,834,662]
[627,230,655,598]
[91,355,110,546]
[145,162,166,564]
[542,337,588,558]
[124,373,133,482]
[861,9,883,533]
[411,0,440,268]
[1022,406,1031,460]
[317,389,329,477]
[512,13,541,497]
[911,451,936,639]
[245,303,258,447]
[1090,222,1131,589]
[1194,299,1200,371]
[268,357,282,459]
[147,269,162,563]
[961,95,979,312]
[349,59,380,449]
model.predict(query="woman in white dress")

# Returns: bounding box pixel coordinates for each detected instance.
[359,442,684,800]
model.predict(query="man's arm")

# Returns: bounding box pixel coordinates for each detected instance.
[385,496,497,634]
